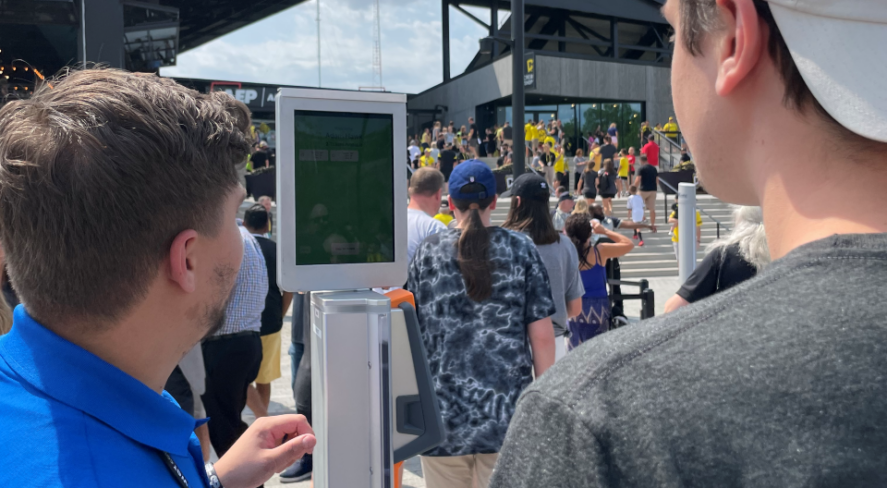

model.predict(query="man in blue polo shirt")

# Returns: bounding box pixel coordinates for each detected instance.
[0,69,314,487]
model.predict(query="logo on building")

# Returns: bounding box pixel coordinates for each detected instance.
[524,52,536,90]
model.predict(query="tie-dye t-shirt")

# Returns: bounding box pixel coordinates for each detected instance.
[407,227,556,456]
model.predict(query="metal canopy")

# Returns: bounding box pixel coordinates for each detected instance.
[159,0,302,52]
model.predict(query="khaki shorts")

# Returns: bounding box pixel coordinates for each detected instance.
[421,454,499,488]
[640,190,657,210]
[255,331,282,384]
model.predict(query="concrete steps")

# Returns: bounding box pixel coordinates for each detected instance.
[489,193,733,279]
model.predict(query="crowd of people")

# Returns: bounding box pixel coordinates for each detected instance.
[3,0,887,486]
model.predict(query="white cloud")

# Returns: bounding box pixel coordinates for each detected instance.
[161,0,491,94]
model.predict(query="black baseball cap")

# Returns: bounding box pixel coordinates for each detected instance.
[558,193,574,203]
[510,173,550,201]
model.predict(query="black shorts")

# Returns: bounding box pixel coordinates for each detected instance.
[620,176,629,181]
[600,193,616,199]
[583,190,597,200]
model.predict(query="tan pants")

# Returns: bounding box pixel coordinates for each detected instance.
[543,165,555,190]
[421,454,499,488]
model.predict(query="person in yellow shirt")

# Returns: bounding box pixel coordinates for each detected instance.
[524,120,536,150]
[668,202,703,265]
[536,123,547,146]
[663,116,680,140]
[553,144,567,188]
[543,133,556,149]
[618,149,631,197]
[434,202,455,227]
[419,148,435,168]
[590,142,602,172]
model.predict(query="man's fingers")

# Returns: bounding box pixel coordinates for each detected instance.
[268,434,317,473]
[255,414,314,444]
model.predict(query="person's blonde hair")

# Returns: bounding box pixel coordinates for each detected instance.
[572,198,590,215]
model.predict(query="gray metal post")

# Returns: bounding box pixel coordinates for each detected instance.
[678,182,697,283]
[491,0,499,58]
[511,0,525,177]
[442,0,451,82]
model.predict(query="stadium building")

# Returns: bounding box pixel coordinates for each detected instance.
[409,0,674,153]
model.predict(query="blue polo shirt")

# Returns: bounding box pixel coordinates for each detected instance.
[0,306,210,487]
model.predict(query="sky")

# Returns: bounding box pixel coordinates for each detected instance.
[161,0,509,95]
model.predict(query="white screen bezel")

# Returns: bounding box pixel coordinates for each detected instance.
[276,88,408,292]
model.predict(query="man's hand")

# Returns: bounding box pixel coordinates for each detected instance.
[213,414,316,488]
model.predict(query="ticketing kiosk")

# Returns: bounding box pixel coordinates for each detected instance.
[276,89,443,488]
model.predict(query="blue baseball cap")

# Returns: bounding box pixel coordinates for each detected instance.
[448,160,496,200]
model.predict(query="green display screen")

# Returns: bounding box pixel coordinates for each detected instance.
[293,110,395,265]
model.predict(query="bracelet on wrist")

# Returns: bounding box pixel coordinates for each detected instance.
[205,463,224,488]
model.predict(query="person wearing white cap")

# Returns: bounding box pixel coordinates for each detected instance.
[491,1,887,486]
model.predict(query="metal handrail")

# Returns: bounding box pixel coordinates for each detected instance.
[651,129,682,171]
[657,178,731,239]
[607,278,655,320]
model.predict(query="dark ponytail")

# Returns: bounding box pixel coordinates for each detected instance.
[452,188,496,302]
[564,213,593,268]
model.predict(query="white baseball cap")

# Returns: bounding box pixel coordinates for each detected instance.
[767,0,887,142]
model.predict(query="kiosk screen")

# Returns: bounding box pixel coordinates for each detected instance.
[293,110,395,265]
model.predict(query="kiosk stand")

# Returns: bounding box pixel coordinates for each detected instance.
[276,89,442,488]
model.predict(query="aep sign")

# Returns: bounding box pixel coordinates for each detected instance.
[211,84,277,110]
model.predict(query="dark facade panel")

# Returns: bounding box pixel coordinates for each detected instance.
[458,0,666,24]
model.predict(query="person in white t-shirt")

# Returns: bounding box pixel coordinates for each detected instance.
[407,167,447,263]
[626,185,646,246]
[408,140,421,165]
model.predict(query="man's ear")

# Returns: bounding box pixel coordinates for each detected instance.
[168,229,198,293]
[715,0,765,96]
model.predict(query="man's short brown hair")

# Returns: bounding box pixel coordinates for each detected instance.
[680,0,855,130]
[409,168,444,197]
[0,68,251,327]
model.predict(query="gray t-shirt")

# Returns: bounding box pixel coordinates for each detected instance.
[491,233,887,487]
[531,234,585,336]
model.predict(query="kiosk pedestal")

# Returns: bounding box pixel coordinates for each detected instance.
[310,290,443,488]
[311,291,392,488]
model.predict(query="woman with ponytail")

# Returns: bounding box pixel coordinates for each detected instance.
[407,160,556,488]
[502,172,585,361]
[563,213,634,350]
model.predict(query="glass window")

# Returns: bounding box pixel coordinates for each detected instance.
[558,104,577,155]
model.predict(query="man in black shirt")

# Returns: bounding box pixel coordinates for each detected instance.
[485,127,497,156]
[242,204,293,419]
[632,155,659,232]
[599,135,617,164]
[502,121,513,147]
[438,143,458,192]
[491,1,887,487]
[251,141,269,169]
